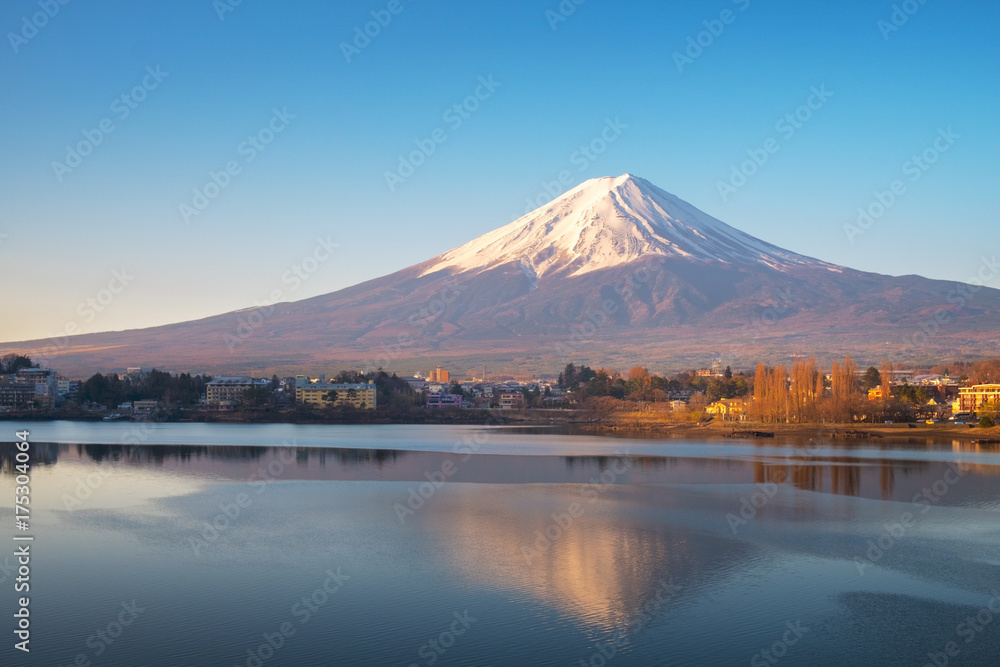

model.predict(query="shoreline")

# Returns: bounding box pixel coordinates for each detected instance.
[581,420,998,442]
[2,411,997,442]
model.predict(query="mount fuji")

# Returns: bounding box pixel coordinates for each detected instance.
[422,174,841,279]
[6,174,1000,375]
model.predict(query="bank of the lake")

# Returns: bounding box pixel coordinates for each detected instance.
[4,408,997,443]
[585,417,999,442]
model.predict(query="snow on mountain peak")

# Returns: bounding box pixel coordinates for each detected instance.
[421,174,839,279]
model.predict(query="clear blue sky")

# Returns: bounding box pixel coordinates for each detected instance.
[2,0,997,342]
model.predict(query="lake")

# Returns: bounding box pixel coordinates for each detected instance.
[1,422,999,666]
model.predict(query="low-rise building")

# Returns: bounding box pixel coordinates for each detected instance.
[913,374,959,387]
[498,390,525,410]
[958,384,1000,413]
[134,399,159,412]
[15,368,59,397]
[426,393,462,409]
[206,377,254,407]
[705,398,747,421]
[403,377,428,392]
[295,376,376,409]
[0,383,36,410]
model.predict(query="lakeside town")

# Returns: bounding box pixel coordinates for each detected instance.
[2,353,999,430]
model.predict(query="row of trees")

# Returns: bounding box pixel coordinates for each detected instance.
[750,356,968,423]
[79,370,213,409]
[559,363,751,404]
[751,357,858,423]
[560,356,982,423]
[0,354,35,374]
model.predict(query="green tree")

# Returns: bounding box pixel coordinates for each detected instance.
[0,354,34,374]
[562,363,577,388]
[239,385,274,410]
[862,366,882,390]
[81,373,124,408]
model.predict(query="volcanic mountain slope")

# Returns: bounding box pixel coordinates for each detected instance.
[6,175,1000,375]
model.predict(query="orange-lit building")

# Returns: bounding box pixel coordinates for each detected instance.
[958,384,1000,413]
[428,366,450,384]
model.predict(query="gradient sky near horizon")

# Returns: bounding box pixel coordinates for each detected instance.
[2,0,998,343]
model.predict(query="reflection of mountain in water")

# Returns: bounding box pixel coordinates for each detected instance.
[422,483,747,634]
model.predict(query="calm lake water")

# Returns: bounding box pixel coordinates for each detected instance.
[1,422,999,666]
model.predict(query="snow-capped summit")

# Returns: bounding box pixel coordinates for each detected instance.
[7,170,1000,376]
[421,174,840,279]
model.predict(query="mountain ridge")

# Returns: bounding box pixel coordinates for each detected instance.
[5,174,1000,375]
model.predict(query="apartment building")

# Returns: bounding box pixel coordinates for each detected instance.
[295,376,377,409]
[958,384,1000,413]
[206,377,255,406]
